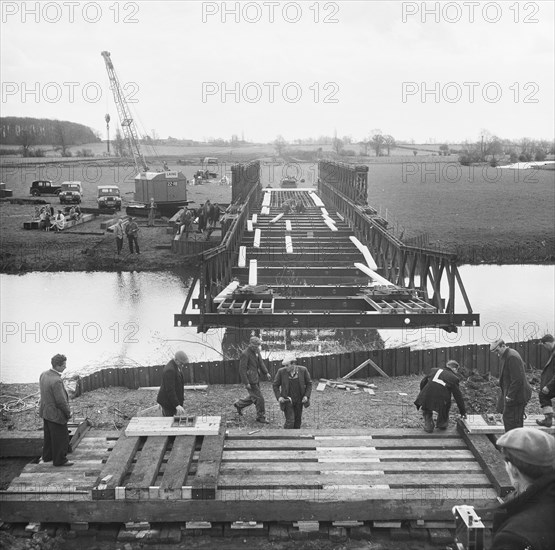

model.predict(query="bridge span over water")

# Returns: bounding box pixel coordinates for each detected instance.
[175,161,479,333]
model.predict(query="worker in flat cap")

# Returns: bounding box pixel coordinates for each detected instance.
[157,351,188,417]
[273,357,312,429]
[537,334,555,427]
[234,336,272,423]
[490,339,532,432]
[490,428,555,550]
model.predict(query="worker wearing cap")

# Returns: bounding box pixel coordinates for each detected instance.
[490,339,532,432]
[537,334,555,427]
[273,358,312,429]
[414,360,467,433]
[491,427,555,550]
[234,336,271,423]
[157,351,188,417]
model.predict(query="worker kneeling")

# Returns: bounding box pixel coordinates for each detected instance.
[414,360,466,432]
[273,358,312,429]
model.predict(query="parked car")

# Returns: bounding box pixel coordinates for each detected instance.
[30,180,62,196]
[97,185,122,210]
[59,181,83,204]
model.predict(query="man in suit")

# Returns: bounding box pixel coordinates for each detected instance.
[490,339,532,432]
[273,358,312,429]
[536,334,555,427]
[414,360,467,433]
[234,336,271,423]
[157,351,188,417]
[39,354,73,467]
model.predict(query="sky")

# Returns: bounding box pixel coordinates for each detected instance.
[1,1,554,144]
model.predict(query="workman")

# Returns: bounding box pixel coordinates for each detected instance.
[273,357,312,429]
[157,351,188,417]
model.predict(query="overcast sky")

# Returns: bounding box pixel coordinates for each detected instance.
[1,1,554,143]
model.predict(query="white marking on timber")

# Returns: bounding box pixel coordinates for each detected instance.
[310,193,325,207]
[285,220,292,232]
[285,235,293,253]
[349,236,378,270]
[238,247,246,268]
[354,263,395,286]
[337,213,345,222]
[247,220,253,232]
[249,260,258,286]
[214,279,240,303]
[316,382,326,392]
[320,207,329,216]
[254,229,261,248]
[252,214,257,224]
[261,206,270,215]
[322,214,335,225]
[262,193,271,206]
[270,213,284,224]
[324,218,338,231]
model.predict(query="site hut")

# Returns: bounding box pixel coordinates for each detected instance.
[134,170,188,216]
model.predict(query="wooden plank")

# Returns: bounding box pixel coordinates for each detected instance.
[218,473,491,487]
[91,435,141,499]
[158,436,196,498]
[457,428,513,497]
[0,431,43,457]
[192,430,226,500]
[224,438,466,449]
[125,416,221,437]
[69,419,91,452]
[223,449,474,461]
[226,428,459,438]
[219,461,483,473]
[125,436,169,498]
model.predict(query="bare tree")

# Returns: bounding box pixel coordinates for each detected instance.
[114,128,127,157]
[274,135,286,157]
[370,132,384,157]
[18,128,34,157]
[383,135,396,156]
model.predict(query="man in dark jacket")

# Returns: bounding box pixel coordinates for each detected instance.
[39,354,73,467]
[273,358,312,429]
[414,360,467,433]
[157,351,188,417]
[491,427,555,550]
[234,336,271,423]
[490,339,532,432]
[537,334,555,427]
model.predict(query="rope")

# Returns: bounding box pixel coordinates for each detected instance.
[0,391,40,413]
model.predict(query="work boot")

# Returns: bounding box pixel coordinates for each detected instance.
[536,414,553,427]
[424,416,434,433]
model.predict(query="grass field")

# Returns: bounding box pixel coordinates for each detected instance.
[1,157,553,268]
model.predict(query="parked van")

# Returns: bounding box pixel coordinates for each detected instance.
[97,185,122,210]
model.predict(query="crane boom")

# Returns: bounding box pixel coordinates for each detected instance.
[101,51,148,173]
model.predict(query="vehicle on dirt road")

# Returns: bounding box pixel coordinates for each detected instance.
[59,181,83,204]
[30,180,62,197]
[97,185,122,210]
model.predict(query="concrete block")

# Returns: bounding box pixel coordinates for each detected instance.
[349,525,373,540]
[429,528,454,545]
[268,524,289,542]
[329,526,347,543]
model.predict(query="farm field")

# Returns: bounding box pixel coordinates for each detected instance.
[367,163,555,263]
[0,157,553,271]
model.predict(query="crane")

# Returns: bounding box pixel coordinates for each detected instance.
[101,51,149,173]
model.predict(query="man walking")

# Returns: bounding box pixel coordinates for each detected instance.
[273,358,312,429]
[490,339,532,432]
[125,217,140,254]
[234,336,271,423]
[157,351,188,417]
[39,354,73,467]
[414,360,467,433]
[536,334,555,427]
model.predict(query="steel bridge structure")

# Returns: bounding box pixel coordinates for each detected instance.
[175,161,479,333]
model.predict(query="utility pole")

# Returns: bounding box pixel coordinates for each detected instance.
[105,113,111,155]
[481,135,484,161]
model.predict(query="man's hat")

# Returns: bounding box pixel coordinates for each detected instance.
[490,339,505,352]
[540,334,554,344]
[497,427,555,468]
[249,336,261,345]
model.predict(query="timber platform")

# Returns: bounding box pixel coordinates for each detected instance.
[2,423,514,531]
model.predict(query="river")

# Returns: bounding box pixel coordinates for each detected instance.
[1,265,553,383]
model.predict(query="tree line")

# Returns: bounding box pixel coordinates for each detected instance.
[0,117,99,157]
